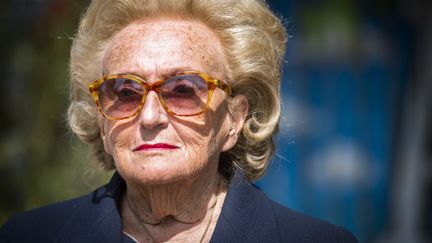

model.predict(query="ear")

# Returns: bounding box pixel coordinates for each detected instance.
[98,116,112,155]
[222,94,248,152]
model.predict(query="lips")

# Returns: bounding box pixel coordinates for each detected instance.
[132,143,179,152]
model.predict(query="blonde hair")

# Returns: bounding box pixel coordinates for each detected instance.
[68,0,287,180]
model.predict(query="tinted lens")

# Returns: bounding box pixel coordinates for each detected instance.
[98,77,145,118]
[160,74,208,115]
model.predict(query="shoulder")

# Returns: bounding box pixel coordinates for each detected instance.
[218,172,358,243]
[0,173,125,243]
[268,199,358,243]
[0,188,99,242]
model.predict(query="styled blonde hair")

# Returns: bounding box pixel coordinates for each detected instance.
[68,0,287,180]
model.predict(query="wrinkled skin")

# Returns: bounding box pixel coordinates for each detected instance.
[98,17,247,242]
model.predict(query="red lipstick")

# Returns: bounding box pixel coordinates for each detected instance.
[132,143,178,152]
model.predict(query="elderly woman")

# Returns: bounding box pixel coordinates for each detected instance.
[1,0,358,242]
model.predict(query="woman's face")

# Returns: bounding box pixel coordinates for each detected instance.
[100,18,238,185]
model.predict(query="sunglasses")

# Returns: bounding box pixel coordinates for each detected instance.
[88,71,232,120]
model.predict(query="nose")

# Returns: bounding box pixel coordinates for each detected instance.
[138,90,169,130]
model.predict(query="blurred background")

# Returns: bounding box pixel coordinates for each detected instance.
[0,0,431,242]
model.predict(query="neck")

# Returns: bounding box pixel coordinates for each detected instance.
[123,172,224,224]
[121,167,227,242]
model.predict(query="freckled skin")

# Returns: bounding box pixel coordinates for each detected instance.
[103,20,226,79]
[101,18,230,186]
[98,18,245,242]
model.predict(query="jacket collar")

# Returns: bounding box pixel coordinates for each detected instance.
[210,170,279,242]
[55,173,125,243]
[55,171,278,242]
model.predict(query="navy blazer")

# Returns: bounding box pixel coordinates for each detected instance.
[0,171,358,243]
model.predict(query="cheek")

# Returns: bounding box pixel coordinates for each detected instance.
[176,113,229,166]
[178,124,214,165]
[105,121,137,153]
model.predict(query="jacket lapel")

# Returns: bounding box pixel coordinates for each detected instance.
[55,173,125,243]
[211,171,279,242]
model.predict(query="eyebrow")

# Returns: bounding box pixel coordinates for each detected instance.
[101,66,199,79]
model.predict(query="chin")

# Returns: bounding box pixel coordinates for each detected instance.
[113,150,212,185]
[116,160,198,186]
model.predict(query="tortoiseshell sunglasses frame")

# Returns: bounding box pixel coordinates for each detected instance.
[88,71,232,120]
